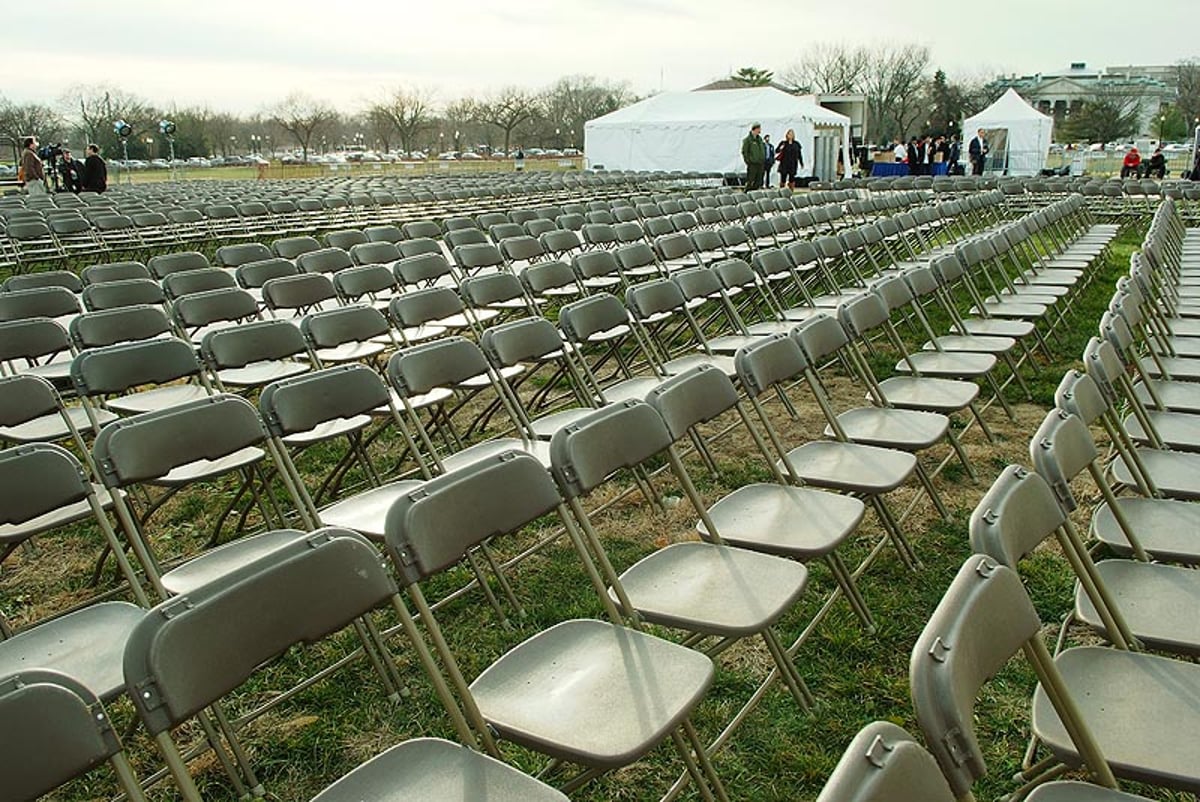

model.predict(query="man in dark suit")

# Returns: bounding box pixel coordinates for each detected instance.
[968,128,988,175]
[906,137,918,175]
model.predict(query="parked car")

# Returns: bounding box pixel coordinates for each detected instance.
[460,151,483,160]
[437,152,458,161]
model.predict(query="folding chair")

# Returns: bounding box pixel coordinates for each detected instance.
[384,451,728,799]
[201,318,312,392]
[71,337,214,416]
[0,670,148,802]
[914,555,1200,797]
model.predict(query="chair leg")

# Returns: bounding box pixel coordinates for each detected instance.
[869,495,920,571]
[825,552,877,634]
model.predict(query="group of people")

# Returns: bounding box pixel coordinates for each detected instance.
[18,136,107,194]
[1121,145,1168,180]
[741,123,805,190]
[890,134,960,175]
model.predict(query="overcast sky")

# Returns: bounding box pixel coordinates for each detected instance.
[4,0,1197,114]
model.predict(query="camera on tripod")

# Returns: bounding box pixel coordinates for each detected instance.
[37,143,68,192]
[37,142,63,163]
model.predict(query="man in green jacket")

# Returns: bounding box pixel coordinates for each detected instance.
[741,123,766,190]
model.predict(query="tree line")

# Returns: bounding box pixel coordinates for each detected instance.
[0,76,636,163]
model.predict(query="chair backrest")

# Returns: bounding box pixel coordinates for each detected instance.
[123,528,396,736]
[148,251,210,279]
[162,268,237,300]
[1053,369,1109,425]
[397,237,443,259]
[521,260,577,295]
[272,236,322,260]
[297,247,354,275]
[557,292,630,343]
[71,337,201,398]
[384,451,562,585]
[837,292,889,338]
[81,279,166,312]
[235,257,299,290]
[387,336,490,396]
[363,225,404,244]
[324,229,368,251]
[301,304,390,350]
[480,316,565,366]
[262,273,336,312]
[214,243,273,269]
[172,288,258,331]
[793,313,851,363]
[549,400,673,499]
[348,241,401,268]
[734,334,808,399]
[815,721,956,802]
[968,464,1066,568]
[0,317,71,362]
[81,262,149,286]
[394,252,453,286]
[1028,410,1096,511]
[0,669,133,801]
[0,442,94,531]
[388,286,464,328]
[625,278,687,320]
[70,304,172,349]
[645,365,739,441]
[201,318,308,368]
[401,220,441,240]
[259,364,390,438]
[92,394,266,488]
[910,556,1042,799]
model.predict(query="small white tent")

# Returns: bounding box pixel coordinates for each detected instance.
[584,87,851,180]
[962,88,1054,177]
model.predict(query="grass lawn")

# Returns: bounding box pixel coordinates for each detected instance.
[2,209,1190,801]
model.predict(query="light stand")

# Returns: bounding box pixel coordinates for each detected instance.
[159,120,178,181]
[114,120,133,185]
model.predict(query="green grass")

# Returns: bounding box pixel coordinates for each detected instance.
[5,211,1189,801]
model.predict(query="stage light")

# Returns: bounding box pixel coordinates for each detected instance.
[159,119,177,136]
[114,120,133,138]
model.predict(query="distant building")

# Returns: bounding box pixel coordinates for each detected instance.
[992,62,1175,137]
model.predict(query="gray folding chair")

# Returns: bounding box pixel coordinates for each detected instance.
[71,337,214,416]
[384,451,728,799]
[201,318,312,392]
[0,670,147,802]
[914,555,1200,797]
[548,397,815,712]
[124,528,413,801]
[735,334,923,572]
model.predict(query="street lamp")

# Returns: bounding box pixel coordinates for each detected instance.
[229,135,237,156]
[145,137,154,159]
[454,130,460,152]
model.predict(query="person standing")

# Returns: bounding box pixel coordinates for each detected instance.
[968,128,988,176]
[906,137,919,174]
[762,134,774,188]
[948,134,961,175]
[892,137,906,162]
[81,143,108,193]
[775,128,803,189]
[19,136,45,195]
[58,148,83,193]
[741,123,766,190]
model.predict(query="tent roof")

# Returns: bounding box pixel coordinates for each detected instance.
[586,87,850,129]
[965,88,1052,126]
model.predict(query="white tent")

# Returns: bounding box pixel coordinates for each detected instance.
[584,87,851,180]
[962,88,1054,177]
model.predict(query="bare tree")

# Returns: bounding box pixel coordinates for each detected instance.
[60,84,158,158]
[1059,81,1144,144]
[0,97,65,154]
[1175,59,1200,135]
[781,44,869,94]
[541,75,635,149]
[859,44,931,141]
[473,87,542,153]
[269,93,337,162]
[369,87,433,156]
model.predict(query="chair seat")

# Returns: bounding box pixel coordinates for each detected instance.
[956,318,1036,338]
[309,737,569,802]
[1132,379,1200,413]
[318,479,426,540]
[106,384,212,415]
[0,404,117,443]
[781,441,916,494]
[1033,647,1200,793]
[0,602,144,702]
[969,301,1047,319]
[1140,355,1200,382]
[529,407,599,440]
[1164,318,1200,336]
[457,364,525,389]
[614,542,809,636]
[155,446,266,486]
[699,483,864,559]
[1123,410,1200,452]
[161,528,309,595]
[1076,560,1200,656]
[895,351,997,377]
[829,408,949,451]
[1092,497,1200,564]
[470,619,713,769]
[661,353,737,378]
[597,376,664,405]
[705,333,768,355]
[282,414,373,447]
[1111,448,1200,500]
[314,341,387,364]
[217,360,310,388]
[1026,781,1153,802]
[441,437,551,472]
[877,376,979,412]
[925,334,1016,354]
[1158,336,1200,357]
